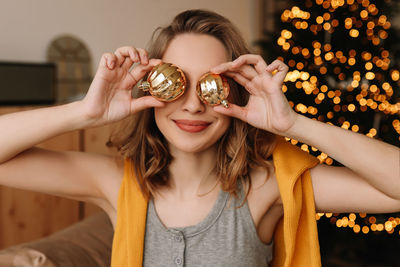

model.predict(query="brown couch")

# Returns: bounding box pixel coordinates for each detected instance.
[0,212,113,267]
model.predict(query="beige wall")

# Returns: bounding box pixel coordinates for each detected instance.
[0,0,260,70]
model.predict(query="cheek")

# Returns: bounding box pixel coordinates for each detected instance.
[154,107,167,132]
[154,102,179,135]
[154,100,177,120]
[217,114,232,134]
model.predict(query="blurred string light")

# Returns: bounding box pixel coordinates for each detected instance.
[315,212,400,235]
[278,0,399,131]
[279,0,400,235]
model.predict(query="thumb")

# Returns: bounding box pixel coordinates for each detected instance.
[130,96,165,114]
[213,103,248,122]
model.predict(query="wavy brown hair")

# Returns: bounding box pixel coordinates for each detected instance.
[110,9,277,201]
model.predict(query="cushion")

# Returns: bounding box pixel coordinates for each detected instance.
[0,212,113,267]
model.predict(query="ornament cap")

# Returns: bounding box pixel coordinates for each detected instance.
[138,81,150,91]
[221,99,229,108]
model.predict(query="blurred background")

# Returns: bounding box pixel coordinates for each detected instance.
[257,1,400,266]
[0,0,399,266]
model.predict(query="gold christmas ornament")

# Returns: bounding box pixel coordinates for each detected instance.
[138,63,186,102]
[197,72,230,108]
[138,63,230,108]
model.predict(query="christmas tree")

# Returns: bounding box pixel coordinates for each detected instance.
[260,0,399,151]
[258,0,400,264]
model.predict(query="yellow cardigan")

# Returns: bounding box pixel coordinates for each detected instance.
[111,137,321,267]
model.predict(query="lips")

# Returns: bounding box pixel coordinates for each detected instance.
[173,120,211,133]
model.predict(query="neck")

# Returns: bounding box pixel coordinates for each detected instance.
[165,145,220,199]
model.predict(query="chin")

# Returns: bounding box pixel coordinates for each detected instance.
[170,143,215,153]
[167,135,219,154]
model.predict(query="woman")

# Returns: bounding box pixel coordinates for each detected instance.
[0,9,399,267]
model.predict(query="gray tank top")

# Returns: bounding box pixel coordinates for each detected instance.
[143,184,273,266]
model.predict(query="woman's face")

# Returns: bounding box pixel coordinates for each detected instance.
[154,33,231,153]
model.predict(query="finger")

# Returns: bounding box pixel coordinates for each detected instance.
[233,54,268,75]
[115,46,140,67]
[147,58,163,69]
[265,59,289,82]
[116,49,136,70]
[223,71,258,95]
[136,48,149,65]
[213,103,248,122]
[210,60,251,74]
[100,53,117,69]
[129,58,162,83]
[115,46,139,61]
[114,50,125,67]
[210,61,235,74]
[212,62,258,82]
[121,57,134,70]
[235,65,258,81]
[131,95,165,114]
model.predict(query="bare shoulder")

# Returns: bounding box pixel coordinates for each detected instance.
[246,162,281,223]
[81,152,124,212]
[247,162,281,208]
[47,150,125,226]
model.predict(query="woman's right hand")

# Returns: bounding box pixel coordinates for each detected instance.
[81,46,164,127]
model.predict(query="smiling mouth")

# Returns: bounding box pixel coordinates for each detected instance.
[173,120,212,133]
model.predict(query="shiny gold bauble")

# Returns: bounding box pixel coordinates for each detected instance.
[196,73,230,108]
[138,63,186,102]
[138,63,230,108]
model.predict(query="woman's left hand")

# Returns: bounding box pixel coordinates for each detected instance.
[211,55,299,136]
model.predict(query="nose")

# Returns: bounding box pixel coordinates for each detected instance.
[181,81,206,113]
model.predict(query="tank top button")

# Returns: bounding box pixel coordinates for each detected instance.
[175,257,183,265]
[174,235,183,242]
